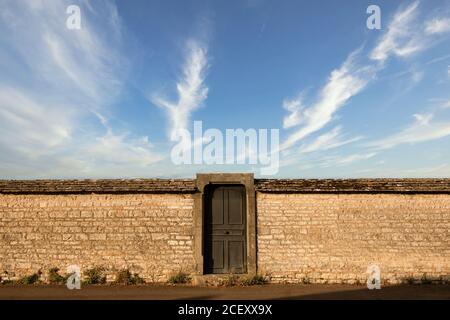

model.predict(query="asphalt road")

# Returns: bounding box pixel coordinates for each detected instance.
[0,284,449,300]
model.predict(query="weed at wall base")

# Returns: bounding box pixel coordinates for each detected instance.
[20,271,42,285]
[168,272,191,285]
[83,267,107,285]
[240,274,269,286]
[114,269,145,285]
[48,267,67,284]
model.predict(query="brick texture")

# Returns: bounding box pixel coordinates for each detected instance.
[0,194,195,282]
[257,193,450,284]
[1,179,449,285]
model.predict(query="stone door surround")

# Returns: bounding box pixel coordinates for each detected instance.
[194,173,256,275]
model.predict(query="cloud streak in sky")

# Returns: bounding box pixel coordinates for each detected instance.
[320,152,377,168]
[366,112,450,150]
[425,17,450,35]
[282,2,423,154]
[370,1,422,62]
[281,0,450,159]
[281,49,375,150]
[1,0,449,178]
[0,0,160,178]
[151,39,209,142]
[298,126,363,154]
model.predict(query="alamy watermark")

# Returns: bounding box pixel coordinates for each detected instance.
[66,264,81,290]
[367,4,381,30]
[66,5,81,30]
[367,264,381,289]
[170,121,280,176]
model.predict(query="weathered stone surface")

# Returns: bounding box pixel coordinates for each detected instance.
[256,193,450,284]
[0,178,449,284]
[0,194,196,282]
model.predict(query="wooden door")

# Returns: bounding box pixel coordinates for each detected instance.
[204,185,246,274]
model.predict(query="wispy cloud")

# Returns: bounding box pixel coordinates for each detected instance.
[151,39,209,142]
[386,163,450,177]
[351,163,450,178]
[0,87,72,153]
[370,1,422,62]
[410,68,424,84]
[282,94,304,129]
[371,2,450,62]
[281,49,376,150]
[281,151,377,170]
[441,100,450,109]
[425,17,450,34]
[320,152,377,168]
[82,129,162,167]
[366,112,450,150]
[298,126,363,154]
[0,0,160,178]
[281,0,450,157]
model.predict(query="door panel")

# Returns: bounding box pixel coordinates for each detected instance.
[212,241,224,270]
[228,189,243,225]
[211,192,224,225]
[204,185,246,274]
[228,241,244,269]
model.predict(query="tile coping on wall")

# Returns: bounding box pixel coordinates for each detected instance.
[1,178,450,194]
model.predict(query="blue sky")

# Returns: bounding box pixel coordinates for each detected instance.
[0,0,449,178]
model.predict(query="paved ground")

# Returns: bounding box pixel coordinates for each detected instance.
[0,284,449,300]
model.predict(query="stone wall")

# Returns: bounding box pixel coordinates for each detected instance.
[0,178,449,284]
[0,194,195,282]
[256,193,450,284]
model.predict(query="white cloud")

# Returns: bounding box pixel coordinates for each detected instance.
[282,94,304,129]
[366,113,450,150]
[0,87,72,152]
[281,49,375,150]
[371,2,450,63]
[396,163,450,176]
[425,18,450,34]
[151,39,209,142]
[281,1,450,157]
[370,1,422,62]
[0,0,161,178]
[410,69,424,84]
[299,126,363,154]
[354,163,450,178]
[441,100,450,109]
[82,130,162,166]
[321,152,377,167]
[279,1,450,174]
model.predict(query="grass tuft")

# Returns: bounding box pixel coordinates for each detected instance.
[83,267,106,285]
[168,272,191,284]
[114,269,145,285]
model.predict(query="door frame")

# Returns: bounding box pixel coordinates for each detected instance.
[194,173,256,276]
